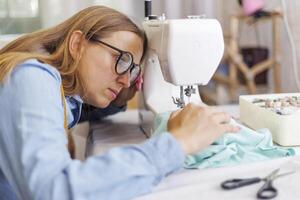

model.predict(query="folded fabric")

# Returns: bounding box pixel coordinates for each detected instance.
[153,112,295,169]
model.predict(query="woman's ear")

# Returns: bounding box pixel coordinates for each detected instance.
[69,30,86,59]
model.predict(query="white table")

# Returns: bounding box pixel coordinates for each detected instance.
[85,106,300,200]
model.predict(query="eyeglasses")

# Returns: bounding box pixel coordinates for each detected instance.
[90,38,141,84]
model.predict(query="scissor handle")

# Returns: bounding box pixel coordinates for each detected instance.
[257,180,277,199]
[221,177,261,189]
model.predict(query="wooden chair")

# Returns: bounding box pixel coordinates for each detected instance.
[213,11,282,101]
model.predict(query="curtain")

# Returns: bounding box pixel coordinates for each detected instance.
[40,0,144,28]
[152,0,220,19]
[38,0,300,93]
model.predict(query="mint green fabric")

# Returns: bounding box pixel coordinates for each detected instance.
[153,112,295,169]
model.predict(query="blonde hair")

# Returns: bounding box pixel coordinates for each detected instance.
[0,6,147,96]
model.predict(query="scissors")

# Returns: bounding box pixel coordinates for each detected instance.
[221,168,295,199]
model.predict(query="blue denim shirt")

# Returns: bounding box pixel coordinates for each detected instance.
[0,59,185,200]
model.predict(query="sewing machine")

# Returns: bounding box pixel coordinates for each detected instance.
[139,15,225,136]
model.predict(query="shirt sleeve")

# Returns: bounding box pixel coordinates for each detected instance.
[0,62,185,200]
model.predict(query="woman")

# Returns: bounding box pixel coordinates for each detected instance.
[0,6,238,200]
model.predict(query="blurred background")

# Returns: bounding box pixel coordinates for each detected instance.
[1,0,300,107]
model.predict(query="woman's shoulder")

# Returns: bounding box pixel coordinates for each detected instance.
[1,58,63,107]
[14,59,62,84]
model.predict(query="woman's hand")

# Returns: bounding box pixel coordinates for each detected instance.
[167,103,240,155]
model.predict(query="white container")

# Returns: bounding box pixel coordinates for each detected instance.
[239,93,300,146]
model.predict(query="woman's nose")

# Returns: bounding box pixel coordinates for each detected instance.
[117,72,130,88]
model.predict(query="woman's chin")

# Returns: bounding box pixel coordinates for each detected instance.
[97,98,112,108]
[86,98,110,108]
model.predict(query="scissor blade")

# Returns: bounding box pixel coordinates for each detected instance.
[273,171,296,180]
[265,168,280,180]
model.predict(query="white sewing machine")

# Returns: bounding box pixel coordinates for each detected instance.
[139,15,224,136]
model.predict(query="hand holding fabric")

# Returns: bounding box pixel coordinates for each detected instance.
[167,103,240,155]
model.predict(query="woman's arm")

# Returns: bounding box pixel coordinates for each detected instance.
[0,60,185,200]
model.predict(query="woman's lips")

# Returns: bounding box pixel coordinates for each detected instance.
[108,88,119,100]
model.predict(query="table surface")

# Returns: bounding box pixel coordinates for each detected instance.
[86,105,300,200]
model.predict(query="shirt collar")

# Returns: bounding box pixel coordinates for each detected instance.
[65,95,83,128]
[72,95,83,104]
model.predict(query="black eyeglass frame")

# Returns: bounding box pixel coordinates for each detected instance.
[90,38,141,83]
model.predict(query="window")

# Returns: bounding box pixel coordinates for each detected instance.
[0,0,41,34]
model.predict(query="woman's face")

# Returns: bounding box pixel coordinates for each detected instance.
[77,31,143,108]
